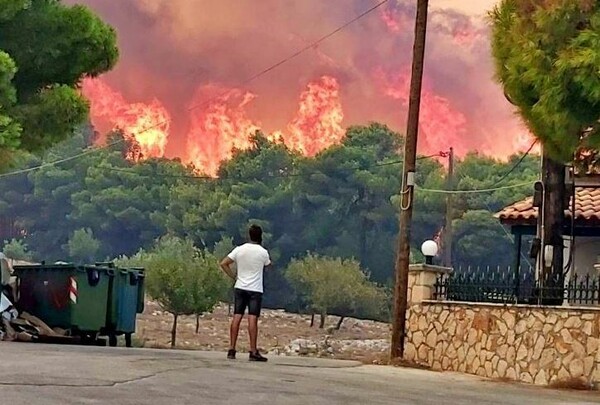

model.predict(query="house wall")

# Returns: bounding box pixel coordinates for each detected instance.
[567,237,600,278]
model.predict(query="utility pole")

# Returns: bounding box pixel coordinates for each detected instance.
[540,150,566,305]
[443,147,454,268]
[391,0,429,360]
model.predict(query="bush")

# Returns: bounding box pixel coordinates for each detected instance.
[3,238,32,261]
[286,254,388,328]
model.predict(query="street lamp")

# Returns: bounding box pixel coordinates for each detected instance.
[421,240,438,265]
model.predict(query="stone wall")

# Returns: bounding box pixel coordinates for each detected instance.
[404,301,600,386]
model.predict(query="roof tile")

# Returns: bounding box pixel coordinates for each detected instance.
[497,188,600,223]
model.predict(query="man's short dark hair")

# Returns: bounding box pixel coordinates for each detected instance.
[248,225,263,244]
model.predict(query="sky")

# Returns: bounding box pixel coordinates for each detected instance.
[434,0,498,15]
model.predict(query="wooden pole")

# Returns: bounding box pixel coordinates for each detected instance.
[541,152,565,304]
[443,147,454,267]
[391,0,429,360]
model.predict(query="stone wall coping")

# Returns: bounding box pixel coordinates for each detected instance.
[421,299,600,313]
[408,264,453,274]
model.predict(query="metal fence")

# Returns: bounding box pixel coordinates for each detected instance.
[433,265,600,306]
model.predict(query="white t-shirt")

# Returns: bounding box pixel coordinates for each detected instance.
[228,243,271,293]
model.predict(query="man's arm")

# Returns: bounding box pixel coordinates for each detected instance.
[220,257,236,281]
[264,253,272,271]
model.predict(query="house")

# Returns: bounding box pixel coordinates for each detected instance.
[497,186,600,279]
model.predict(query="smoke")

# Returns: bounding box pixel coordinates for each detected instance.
[65,0,529,167]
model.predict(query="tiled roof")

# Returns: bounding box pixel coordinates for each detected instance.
[497,188,600,225]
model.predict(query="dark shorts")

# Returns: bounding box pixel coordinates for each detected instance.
[234,288,263,317]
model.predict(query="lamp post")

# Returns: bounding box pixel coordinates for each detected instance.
[421,240,438,265]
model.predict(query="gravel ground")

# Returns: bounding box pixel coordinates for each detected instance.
[135,301,391,363]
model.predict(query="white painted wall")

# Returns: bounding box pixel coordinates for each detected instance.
[564,237,600,278]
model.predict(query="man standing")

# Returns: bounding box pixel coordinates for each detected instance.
[220,224,270,362]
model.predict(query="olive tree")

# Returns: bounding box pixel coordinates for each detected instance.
[285,254,388,329]
[118,236,229,347]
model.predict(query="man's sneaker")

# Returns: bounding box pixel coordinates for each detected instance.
[227,349,236,360]
[249,351,268,362]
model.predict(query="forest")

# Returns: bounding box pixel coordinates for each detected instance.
[0,122,538,309]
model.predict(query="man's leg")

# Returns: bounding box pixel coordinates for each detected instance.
[247,315,258,353]
[229,289,248,358]
[247,292,266,361]
[230,314,243,351]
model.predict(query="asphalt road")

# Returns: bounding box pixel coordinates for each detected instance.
[0,343,599,404]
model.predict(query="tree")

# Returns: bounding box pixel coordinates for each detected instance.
[292,124,404,283]
[190,250,230,334]
[285,254,388,329]
[66,228,101,263]
[2,238,31,261]
[118,236,228,347]
[69,140,193,257]
[489,0,598,294]
[452,210,514,267]
[490,0,600,159]
[0,0,118,159]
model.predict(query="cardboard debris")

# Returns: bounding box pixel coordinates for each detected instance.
[2,318,16,341]
[0,291,64,342]
[21,312,60,337]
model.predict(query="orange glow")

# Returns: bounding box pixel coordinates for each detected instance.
[82,78,170,160]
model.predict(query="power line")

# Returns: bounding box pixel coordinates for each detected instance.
[490,140,538,188]
[0,138,125,179]
[0,0,389,180]
[98,152,444,181]
[416,181,534,194]
[424,140,538,196]
[236,0,389,89]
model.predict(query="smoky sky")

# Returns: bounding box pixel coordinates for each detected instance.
[63,0,526,158]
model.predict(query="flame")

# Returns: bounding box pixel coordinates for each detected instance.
[185,76,344,175]
[82,78,170,159]
[285,76,344,156]
[186,85,261,176]
[376,68,468,154]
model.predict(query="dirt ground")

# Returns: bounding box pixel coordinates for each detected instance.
[135,301,392,363]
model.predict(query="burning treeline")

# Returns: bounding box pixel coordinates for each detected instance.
[83,75,344,176]
[72,0,532,175]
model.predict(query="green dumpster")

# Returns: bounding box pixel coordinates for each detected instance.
[131,267,145,314]
[104,266,145,347]
[14,264,113,335]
